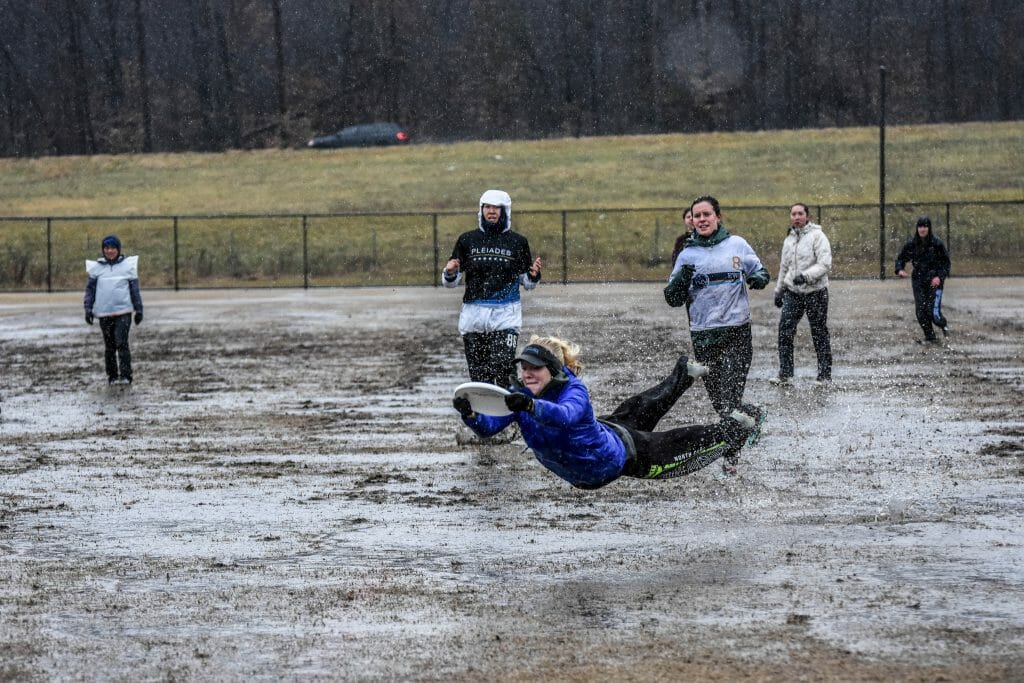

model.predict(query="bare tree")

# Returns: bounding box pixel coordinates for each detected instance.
[0,0,1022,156]
[270,0,287,144]
[132,0,153,152]
[60,0,97,154]
[212,3,242,148]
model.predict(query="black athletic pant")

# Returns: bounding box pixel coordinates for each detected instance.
[692,323,753,416]
[462,329,518,386]
[601,355,751,481]
[778,288,832,381]
[99,313,133,382]
[911,278,946,340]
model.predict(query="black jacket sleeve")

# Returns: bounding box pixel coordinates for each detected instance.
[894,240,914,274]
[84,276,98,311]
[932,241,951,281]
[129,279,143,312]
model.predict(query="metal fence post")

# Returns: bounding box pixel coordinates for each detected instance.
[173,216,180,291]
[561,210,568,285]
[878,65,887,281]
[432,213,439,287]
[945,202,951,256]
[46,217,53,293]
[302,215,309,289]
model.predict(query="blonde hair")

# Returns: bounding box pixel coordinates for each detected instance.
[527,335,583,375]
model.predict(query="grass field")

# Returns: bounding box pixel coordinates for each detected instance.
[1,121,1021,290]
[1,121,1021,216]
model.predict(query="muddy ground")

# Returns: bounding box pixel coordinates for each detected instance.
[1,279,1022,681]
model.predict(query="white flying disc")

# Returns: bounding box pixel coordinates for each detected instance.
[453,382,512,416]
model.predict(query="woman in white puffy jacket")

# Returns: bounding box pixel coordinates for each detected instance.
[772,203,833,384]
[83,235,143,385]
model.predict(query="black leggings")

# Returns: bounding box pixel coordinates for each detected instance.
[462,329,518,386]
[692,323,753,416]
[912,278,946,339]
[601,355,751,481]
[99,313,133,382]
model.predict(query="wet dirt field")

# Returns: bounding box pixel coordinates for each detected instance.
[1,279,1022,681]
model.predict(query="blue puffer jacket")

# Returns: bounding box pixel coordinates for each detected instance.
[464,369,627,488]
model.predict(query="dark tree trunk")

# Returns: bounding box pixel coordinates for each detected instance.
[271,0,287,144]
[132,0,153,152]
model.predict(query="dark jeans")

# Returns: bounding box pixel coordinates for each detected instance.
[692,323,753,415]
[602,355,751,481]
[911,278,947,340]
[778,288,832,380]
[99,313,133,382]
[462,329,518,386]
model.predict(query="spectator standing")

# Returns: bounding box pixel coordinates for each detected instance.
[669,207,695,268]
[771,203,833,384]
[895,216,951,343]
[84,235,143,385]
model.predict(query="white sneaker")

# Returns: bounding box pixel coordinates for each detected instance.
[726,409,756,430]
[686,360,709,378]
[768,376,792,385]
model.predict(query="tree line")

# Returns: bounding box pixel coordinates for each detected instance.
[1,0,1021,157]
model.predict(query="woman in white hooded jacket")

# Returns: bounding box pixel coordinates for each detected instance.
[772,203,832,384]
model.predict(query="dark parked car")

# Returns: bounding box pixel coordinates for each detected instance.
[307,122,410,148]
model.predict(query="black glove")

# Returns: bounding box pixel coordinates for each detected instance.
[134,311,143,325]
[504,392,534,413]
[85,311,94,325]
[452,396,474,419]
[774,292,784,308]
[664,264,694,308]
[793,273,807,285]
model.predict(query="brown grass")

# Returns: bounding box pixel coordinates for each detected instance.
[0,121,1021,217]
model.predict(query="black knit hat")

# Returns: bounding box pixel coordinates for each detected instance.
[916,216,931,228]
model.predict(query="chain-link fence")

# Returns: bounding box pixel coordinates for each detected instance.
[2,201,1021,292]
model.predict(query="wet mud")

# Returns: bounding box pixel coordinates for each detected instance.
[1,280,1023,681]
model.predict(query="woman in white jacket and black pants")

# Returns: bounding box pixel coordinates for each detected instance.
[772,203,832,384]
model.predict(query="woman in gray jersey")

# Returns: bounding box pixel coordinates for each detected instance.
[664,196,769,474]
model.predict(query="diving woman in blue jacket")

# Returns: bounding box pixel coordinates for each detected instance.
[452,336,760,489]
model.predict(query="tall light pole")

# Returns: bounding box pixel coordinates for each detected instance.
[879,65,887,280]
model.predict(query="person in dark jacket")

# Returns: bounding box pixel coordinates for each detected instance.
[669,207,695,268]
[84,235,143,384]
[895,216,951,343]
[443,190,542,386]
[452,336,761,489]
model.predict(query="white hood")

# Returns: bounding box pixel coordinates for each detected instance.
[478,189,512,232]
